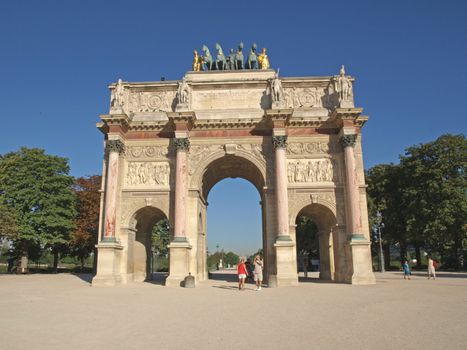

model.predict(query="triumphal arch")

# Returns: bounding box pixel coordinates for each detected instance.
[92,51,376,287]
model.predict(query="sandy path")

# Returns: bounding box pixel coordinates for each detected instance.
[0,271,466,350]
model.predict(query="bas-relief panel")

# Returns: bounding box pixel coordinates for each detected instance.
[287,159,336,183]
[191,89,265,110]
[128,91,176,113]
[125,162,170,187]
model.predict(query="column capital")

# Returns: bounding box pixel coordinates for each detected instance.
[339,134,357,148]
[174,137,190,151]
[272,135,288,149]
[106,139,125,154]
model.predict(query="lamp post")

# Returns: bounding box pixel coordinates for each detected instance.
[376,211,385,273]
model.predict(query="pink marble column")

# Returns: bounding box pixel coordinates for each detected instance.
[173,138,190,242]
[103,139,125,242]
[273,135,291,241]
[340,134,363,239]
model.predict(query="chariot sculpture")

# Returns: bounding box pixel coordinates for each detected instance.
[193,42,270,71]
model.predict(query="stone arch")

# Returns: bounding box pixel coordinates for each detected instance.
[294,202,338,281]
[190,148,270,282]
[189,148,267,195]
[129,205,168,282]
[289,194,336,227]
[122,198,170,231]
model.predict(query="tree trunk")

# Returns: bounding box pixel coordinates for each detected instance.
[383,244,391,269]
[53,250,59,273]
[399,243,407,263]
[80,256,85,271]
[415,244,422,269]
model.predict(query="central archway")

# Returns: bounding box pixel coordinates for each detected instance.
[194,154,271,283]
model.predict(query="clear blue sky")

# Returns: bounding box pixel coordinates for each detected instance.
[1,0,466,255]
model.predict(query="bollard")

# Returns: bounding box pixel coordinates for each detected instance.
[183,272,195,288]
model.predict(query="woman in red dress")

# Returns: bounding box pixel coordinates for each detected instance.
[237,258,248,290]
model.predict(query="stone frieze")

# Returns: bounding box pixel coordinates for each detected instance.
[125,162,170,186]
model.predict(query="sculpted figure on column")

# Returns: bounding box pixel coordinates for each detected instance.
[334,65,353,102]
[111,78,125,109]
[270,71,284,103]
[177,77,190,105]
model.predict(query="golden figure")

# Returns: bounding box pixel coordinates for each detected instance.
[192,50,203,71]
[257,48,270,70]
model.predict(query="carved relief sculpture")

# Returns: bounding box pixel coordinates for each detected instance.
[126,162,170,186]
[287,159,335,183]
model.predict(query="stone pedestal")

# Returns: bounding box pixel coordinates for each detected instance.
[165,241,192,287]
[92,242,124,286]
[274,240,298,287]
[349,238,376,284]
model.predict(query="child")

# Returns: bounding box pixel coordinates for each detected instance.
[237,258,248,290]
[403,260,411,280]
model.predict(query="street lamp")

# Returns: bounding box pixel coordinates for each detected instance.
[376,211,385,273]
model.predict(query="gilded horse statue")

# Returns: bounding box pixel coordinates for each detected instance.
[246,43,257,69]
[202,45,214,71]
[215,43,227,70]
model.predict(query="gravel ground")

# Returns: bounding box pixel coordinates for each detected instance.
[0,271,466,350]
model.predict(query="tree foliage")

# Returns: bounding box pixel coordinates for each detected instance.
[70,175,101,268]
[295,216,319,258]
[151,218,170,256]
[366,134,467,269]
[0,201,18,240]
[0,148,77,264]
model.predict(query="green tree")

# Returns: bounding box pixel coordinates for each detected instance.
[224,251,239,266]
[151,218,170,256]
[70,175,101,270]
[366,164,409,264]
[0,148,77,269]
[401,134,467,268]
[0,201,18,240]
[295,216,319,258]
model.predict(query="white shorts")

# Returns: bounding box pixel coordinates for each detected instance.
[254,273,263,282]
[238,274,247,279]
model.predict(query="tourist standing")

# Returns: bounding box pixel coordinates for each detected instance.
[253,255,264,291]
[403,260,411,280]
[427,257,436,280]
[237,258,248,290]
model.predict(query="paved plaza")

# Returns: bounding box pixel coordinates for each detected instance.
[0,271,466,350]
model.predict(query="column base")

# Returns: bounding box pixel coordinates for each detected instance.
[166,241,192,287]
[273,240,298,287]
[349,237,376,285]
[92,241,124,287]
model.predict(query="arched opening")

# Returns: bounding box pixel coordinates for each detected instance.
[197,155,267,284]
[131,206,168,282]
[295,203,337,282]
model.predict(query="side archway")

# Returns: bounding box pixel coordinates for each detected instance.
[295,203,339,281]
[127,206,168,282]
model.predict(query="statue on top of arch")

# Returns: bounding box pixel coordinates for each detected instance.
[333,65,354,108]
[192,42,272,71]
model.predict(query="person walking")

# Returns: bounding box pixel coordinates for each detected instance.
[237,258,248,290]
[253,255,264,291]
[427,257,436,280]
[402,260,411,280]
